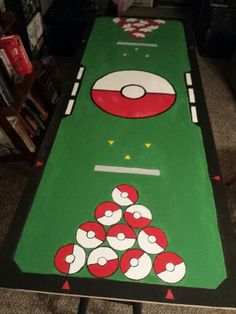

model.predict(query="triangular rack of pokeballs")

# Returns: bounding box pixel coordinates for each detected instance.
[54,184,186,283]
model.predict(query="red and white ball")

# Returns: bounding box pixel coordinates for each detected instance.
[120,249,152,280]
[54,244,86,274]
[153,252,186,283]
[76,221,106,248]
[138,226,168,254]
[107,224,136,251]
[87,247,119,278]
[124,205,152,229]
[112,184,138,206]
[94,201,122,226]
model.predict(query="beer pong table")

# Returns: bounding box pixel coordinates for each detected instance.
[1,17,236,310]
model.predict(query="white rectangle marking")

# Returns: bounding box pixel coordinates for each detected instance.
[65,99,75,115]
[94,165,160,176]
[77,67,84,80]
[71,82,80,96]
[188,88,196,103]
[116,41,157,47]
[191,106,198,123]
[185,73,192,86]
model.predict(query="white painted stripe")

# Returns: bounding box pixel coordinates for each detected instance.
[77,67,84,80]
[116,41,157,47]
[65,99,75,115]
[185,73,192,86]
[94,165,160,176]
[191,106,198,123]
[71,82,80,96]
[188,88,196,103]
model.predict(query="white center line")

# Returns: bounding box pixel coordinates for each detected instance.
[65,99,75,115]
[71,82,80,96]
[191,106,198,123]
[77,67,85,80]
[188,88,196,103]
[185,73,192,86]
[116,41,157,47]
[94,165,160,176]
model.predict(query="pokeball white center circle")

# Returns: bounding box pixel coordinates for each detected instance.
[133,212,141,219]
[65,254,75,264]
[105,210,113,217]
[121,192,128,198]
[87,231,95,239]
[121,85,146,99]
[98,257,107,266]
[130,258,139,267]
[117,232,125,241]
[148,235,156,243]
[166,263,175,272]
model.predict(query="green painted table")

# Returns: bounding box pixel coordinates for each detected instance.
[1,17,236,309]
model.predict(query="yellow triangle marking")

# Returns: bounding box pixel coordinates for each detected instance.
[124,154,131,160]
[108,140,114,145]
[145,143,152,148]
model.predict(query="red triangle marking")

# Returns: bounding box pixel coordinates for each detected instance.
[36,161,44,167]
[213,176,221,181]
[62,280,70,290]
[165,289,174,300]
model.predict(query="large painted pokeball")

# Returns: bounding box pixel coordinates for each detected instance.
[107,223,136,251]
[87,247,119,278]
[54,244,86,274]
[153,252,186,283]
[94,201,122,226]
[91,70,176,118]
[120,249,152,280]
[124,204,152,228]
[138,226,168,254]
[112,184,138,206]
[76,221,106,248]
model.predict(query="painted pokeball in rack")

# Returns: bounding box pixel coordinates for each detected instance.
[54,184,186,283]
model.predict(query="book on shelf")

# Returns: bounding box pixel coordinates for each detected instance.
[6,115,36,152]
[0,48,17,82]
[22,99,46,130]
[27,91,48,121]
[0,69,13,107]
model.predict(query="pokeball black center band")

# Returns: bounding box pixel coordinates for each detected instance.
[121,84,146,100]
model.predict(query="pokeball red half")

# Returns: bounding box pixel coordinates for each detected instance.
[112,184,139,206]
[76,221,106,248]
[138,226,168,254]
[153,252,186,283]
[91,70,176,118]
[54,244,86,274]
[120,249,152,280]
[95,201,122,226]
[124,205,152,228]
[107,223,136,251]
[87,247,119,278]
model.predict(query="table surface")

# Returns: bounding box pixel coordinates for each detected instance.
[1,16,236,309]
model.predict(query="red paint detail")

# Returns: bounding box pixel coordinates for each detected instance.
[88,258,119,278]
[107,224,136,239]
[117,184,138,203]
[62,280,70,290]
[124,211,151,229]
[79,222,106,241]
[153,252,184,274]
[120,249,144,274]
[91,90,176,118]
[36,161,44,167]
[54,244,73,274]
[165,289,174,300]
[213,176,221,181]
[143,226,168,249]
[95,202,121,219]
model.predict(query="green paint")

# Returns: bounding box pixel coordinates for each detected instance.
[14,18,226,288]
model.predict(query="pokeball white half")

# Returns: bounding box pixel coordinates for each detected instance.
[91,70,176,119]
[126,18,138,22]
[139,28,152,33]
[54,244,86,274]
[95,201,122,226]
[132,32,145,38]
[124,205,152,229]
[107,224,136,251]
[87,247,119,278]
[154,252,186,283]
[76,222,106,248]
[138,226,168,254]
[112,184,138,206]
[120,249,152,280]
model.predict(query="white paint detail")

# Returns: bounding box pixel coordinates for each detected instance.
[157,262,186,283]
[66,254,75,263]
[166,263,175,272]
[121,85,146,99]
[188,88,196,103]
[126,205,152,220]
[71,82,80,96]
[76,228,103,248]
[191,106,198,123]
[124,253,152,280]
[77,67,85,80]
[130,258,139,267]
[95,165,160,176]
[65,99,75,115]
[185,73,192,86]
[98,257,107,266]
[116,41,157,47]
[87,247,118,265]
[69,245,86,274]
[97,209,122,226]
